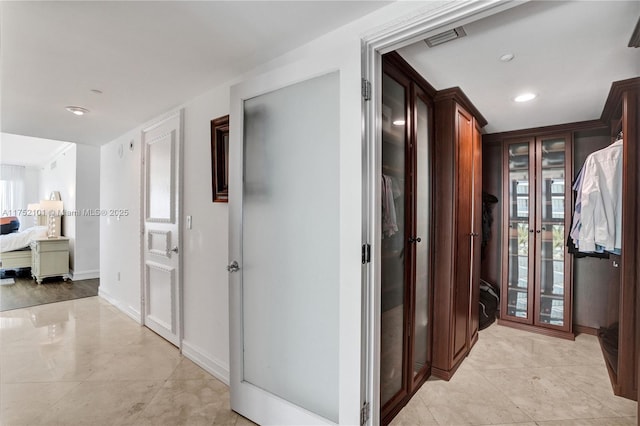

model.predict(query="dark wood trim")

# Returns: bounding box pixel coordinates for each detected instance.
[382,367,431,426]
[496,319,575,340]
[601,77,640,124]
[210,115,229,203]
[483,119,606,144]
[431,354,466,381]
[598,331,621,396]
[383,51,437,99]
[619,88,639,401]
[434,88,487,128]
[573,324,598,336]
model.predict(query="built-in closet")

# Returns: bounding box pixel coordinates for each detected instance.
[482,77,639,402]
[380,52,485,424]
[380,52,435,425]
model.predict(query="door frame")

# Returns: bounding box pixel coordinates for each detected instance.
[139,109,185,349]
[360,1,524,423]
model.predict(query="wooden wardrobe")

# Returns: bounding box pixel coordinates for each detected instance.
[380,52,486,424]
[431,88,486,380]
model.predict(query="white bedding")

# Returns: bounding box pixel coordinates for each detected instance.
[0,226,48,253]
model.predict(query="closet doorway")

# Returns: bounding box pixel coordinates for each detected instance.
[380,54,434,424]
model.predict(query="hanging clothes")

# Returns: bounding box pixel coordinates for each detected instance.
[381,174,398,238]
[481,191,498,261]
[576,138,623,254]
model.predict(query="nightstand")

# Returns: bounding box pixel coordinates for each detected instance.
[31,237,70,284]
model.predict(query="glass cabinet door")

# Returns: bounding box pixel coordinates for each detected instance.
[505,142,532,320]
[537,137,567,327]
[380,72,407,408]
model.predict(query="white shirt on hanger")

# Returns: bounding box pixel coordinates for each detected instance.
[578,139,623,253]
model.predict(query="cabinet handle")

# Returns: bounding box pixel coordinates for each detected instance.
[408,237,422,243]
[529,229,534,233]
[536,230,541,234]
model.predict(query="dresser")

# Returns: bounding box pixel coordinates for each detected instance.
[31,237,70,284]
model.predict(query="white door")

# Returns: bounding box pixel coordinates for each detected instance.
[229,71,347,425]
[142,110,183,347]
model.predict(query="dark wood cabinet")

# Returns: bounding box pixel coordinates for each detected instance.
[431,89,486,380]
[481,77,639,403]
[379,52,487,423]
[497,133,574,340]
[380,53,436,424]
[599,77,639,402]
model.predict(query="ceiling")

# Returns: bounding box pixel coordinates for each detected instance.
[0,1,390,147]
[398,1,640,134]
[0,133,70,168]
[1,1,638,149]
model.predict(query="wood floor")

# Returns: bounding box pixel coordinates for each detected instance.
[0,271,98,311]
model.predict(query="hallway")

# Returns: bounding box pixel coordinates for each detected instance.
[0,296,636,425]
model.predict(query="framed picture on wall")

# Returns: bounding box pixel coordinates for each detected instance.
[211,115,229,202]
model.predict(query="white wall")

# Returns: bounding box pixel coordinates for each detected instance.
[180,85,231,379]
[73,144,101,279]
[99,129,142,321]
[41,144,77,268]
[40,143,101,279]
[98,2,450,423]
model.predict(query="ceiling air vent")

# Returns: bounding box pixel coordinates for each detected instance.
[424,26,467,48]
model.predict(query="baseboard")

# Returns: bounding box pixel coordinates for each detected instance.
[69,269,100,281]
[98,288,142,324]
[181,340,230,386]
[573,324,598,336]
[497,318,575,340]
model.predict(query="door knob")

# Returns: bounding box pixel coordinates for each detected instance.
[409,237,422,243]
[227,261,240,273]
[170,246,179,253]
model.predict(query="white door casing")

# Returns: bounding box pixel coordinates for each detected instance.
[142,110,183,347]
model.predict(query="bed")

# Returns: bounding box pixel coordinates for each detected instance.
[0,226,48,269]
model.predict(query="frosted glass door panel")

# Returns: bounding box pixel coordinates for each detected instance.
[381,73,406,406]
[242,72,339,422]
[413,97,430,377]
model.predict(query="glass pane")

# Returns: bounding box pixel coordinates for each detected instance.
[242,72,339,422]
[147,133,174,221]
[413,97,430,377]
[381,72,406,406]
[539,138,565,326]
[506,143,529,319]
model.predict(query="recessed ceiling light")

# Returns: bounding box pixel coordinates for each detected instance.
[392,119,405,126]
[499,53,515,62]
[514,93,537,103]
[65,106,89,116]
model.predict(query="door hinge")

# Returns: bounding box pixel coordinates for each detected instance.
[361,78,371,101]
[360,401,370,425]
[361,244,371,264]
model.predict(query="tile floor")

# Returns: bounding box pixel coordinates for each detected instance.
[0,296,253,426]
[0,296,636,425]
[391,324,637,426]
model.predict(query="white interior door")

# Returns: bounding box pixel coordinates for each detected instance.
[229,71,343,425]
[142,110,183,347]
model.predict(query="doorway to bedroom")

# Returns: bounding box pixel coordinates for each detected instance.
[0,134,101,311]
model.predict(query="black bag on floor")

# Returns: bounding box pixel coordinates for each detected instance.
[479,279,499,330]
